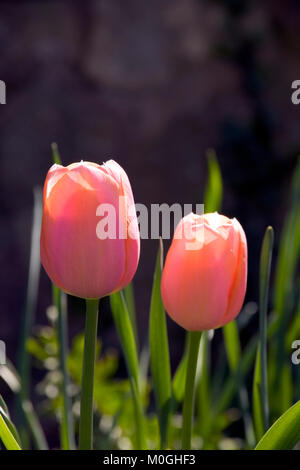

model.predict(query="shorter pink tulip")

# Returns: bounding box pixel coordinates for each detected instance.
[40,160,140,299]
[161,212,247,331]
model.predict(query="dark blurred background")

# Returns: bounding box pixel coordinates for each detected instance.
[1,0,300,413]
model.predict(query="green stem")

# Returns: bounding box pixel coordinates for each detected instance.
[79,298,99,450]
[53,285,75,450]
[182,331,202,450]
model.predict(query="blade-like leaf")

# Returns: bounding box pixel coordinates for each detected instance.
[17,187,42,448]
[0,360,20,393]
[274,157,300,318]
[286,296,300,349]
[223,321,241,372]
[22,400,49,450]
[253,226,274,440]
[172,354,187,406]
[1,361,48,450]
[204,149,223,213]
[0,395,21,446]
[273,158,300,415]
[123,282,139,350]
[0,412,21,450]
[110,291,147,450]
[51,142,62,165]
[255,400,300,450]
[149,239,171,449]
[0,395,9,417]
[217,312,279,416]
[253,345,264,441]
[223,320,255,448]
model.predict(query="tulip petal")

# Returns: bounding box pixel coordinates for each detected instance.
[161,212,247,331]
[40,160,140,299]
[220,219,247,326]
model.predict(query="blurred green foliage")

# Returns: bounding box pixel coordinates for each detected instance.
[1,153,300,450]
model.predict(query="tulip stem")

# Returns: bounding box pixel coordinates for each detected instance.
[53,285,75,450]
[79,298,99,450]
[182,330,202,450]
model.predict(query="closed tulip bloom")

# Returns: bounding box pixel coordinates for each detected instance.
[161,212,247,331]
[40,160,140,299]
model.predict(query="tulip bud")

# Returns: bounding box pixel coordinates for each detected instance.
[161,212,247,331]
[40,160,140,299]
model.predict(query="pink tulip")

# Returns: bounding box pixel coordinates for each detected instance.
[161,212,247,331]
[40,160,140,299]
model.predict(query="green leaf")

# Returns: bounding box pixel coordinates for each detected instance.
[0,360,21,393]
[216,313,279,416]
[26,337,50,361]
[223,321,241,372]
[204,149,223,213]
[0,361,48,450]
[273,158,300,415]
[0,395,21,446]
[286,297,300,349]
[0,412,21,450]
[22,400,49,450]
[51,142,62,165]
[172,349,188,406]
[17,187,42,448]
[280,365,293,412]
[110,292,139,384]
[254,226,274,440]
[223,321,255,448]
[110,291,147,450]
[274,156,300,310]
[253,345,264,441]
[222,320,255,448]
[0,395,9,417]
[149,239,171,449]
[123,282,139,350]
[255,400,300,450]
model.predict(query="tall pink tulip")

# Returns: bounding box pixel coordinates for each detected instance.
[161,212,247,331]
[40,159,140,299]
